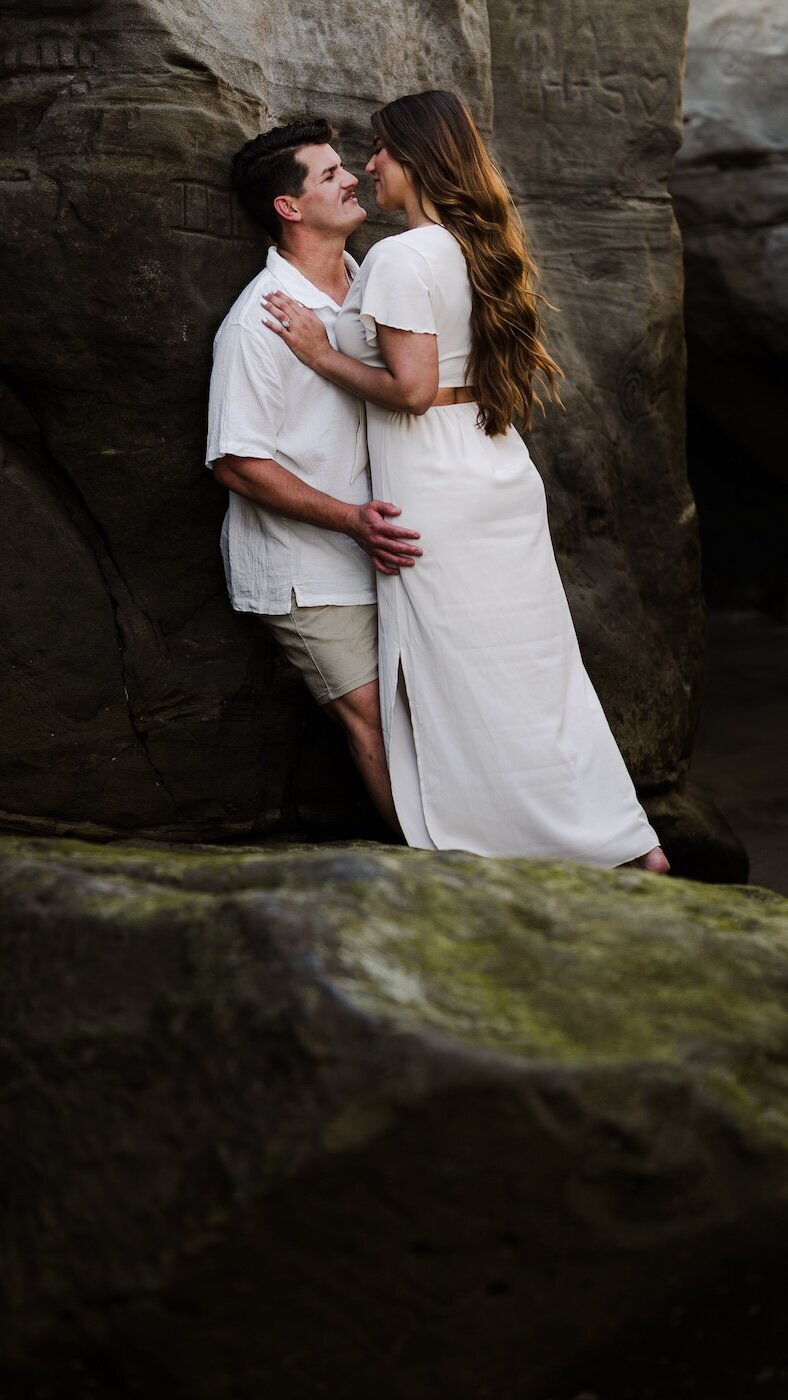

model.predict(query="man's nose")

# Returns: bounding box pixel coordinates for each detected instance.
[342,170,359,189]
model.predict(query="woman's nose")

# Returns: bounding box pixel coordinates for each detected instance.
[364,154,375,174]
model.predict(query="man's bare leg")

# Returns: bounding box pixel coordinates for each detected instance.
[325,680,401,834]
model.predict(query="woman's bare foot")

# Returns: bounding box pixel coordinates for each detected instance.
[621,845,670,874]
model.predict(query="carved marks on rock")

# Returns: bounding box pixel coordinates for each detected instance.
[2,34,98,75]
[171,180,254,242]
[617,332,673,425]
[493,0,674,134]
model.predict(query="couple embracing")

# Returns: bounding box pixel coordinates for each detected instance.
[207,90,668,872]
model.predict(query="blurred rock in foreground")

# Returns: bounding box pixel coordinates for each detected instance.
[1,836,787,1398]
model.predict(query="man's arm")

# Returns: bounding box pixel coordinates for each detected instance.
[212,454,422,576]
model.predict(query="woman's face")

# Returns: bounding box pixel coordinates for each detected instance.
[365,139,410,211]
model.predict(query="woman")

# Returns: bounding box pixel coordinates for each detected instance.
[263,90,668,871]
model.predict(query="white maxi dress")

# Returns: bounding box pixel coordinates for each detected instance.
[335,226,659,865]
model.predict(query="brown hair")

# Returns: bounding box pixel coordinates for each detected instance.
[232,118,333,241]
[371,91,561,436]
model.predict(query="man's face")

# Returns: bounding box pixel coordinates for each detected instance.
[287,144,366,235]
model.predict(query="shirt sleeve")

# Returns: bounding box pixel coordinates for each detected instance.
[358,240,437,344]
[206,323,284,467]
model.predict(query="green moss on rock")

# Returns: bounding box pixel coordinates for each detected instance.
[3,833,787,1145]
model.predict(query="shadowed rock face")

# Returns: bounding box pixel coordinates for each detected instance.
[1,837,787,1398]
[670,0,788,612]
[0,1,703,842]
[672,0,788,458]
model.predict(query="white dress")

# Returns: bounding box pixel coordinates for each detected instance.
[335,226,659,865]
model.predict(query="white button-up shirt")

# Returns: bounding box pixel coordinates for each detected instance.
[206,247,375,613]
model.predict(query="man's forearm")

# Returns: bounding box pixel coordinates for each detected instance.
[213,453,422,575]
[214,455,353,534]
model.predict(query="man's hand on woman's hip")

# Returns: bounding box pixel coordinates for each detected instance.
[344,500,422,576]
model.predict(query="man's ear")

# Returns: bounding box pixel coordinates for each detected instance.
[273,194,301,224]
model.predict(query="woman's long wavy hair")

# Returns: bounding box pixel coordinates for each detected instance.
[371,91,562,436]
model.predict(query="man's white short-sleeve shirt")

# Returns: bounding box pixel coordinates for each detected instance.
[206,247,375,614]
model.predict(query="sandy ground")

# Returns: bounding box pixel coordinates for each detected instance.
[691,611,788,896]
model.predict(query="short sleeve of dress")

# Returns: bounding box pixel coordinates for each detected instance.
[358,239,436,345]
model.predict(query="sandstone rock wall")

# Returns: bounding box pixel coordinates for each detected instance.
[672,0,788,450]
[0,0,702,841]
[670,0,788,610]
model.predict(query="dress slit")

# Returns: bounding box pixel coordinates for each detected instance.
[389,660,437,851]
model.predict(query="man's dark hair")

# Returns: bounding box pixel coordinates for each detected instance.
[231,118,333,242]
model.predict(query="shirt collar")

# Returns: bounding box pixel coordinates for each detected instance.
[266,246,360,310]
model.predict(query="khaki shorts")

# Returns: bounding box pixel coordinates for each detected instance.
[260,592,378,706]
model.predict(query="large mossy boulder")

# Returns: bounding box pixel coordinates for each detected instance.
[1,836,787,1398]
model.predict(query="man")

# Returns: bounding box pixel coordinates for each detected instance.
[206,119,421,830]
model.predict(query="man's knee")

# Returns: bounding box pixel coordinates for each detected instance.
[326,680,383,740]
